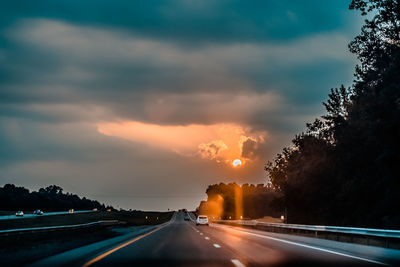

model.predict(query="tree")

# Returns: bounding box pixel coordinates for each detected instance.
[265,0,400,228]
[40,185,64,195]
[0,184,111,212]
[349,0,400,87]
[200,183,280,219]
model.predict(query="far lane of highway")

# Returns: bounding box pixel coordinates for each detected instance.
[0,210,94,220]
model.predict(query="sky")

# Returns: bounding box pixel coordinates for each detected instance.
[0,0,361,211]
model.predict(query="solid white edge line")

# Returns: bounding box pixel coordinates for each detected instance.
[212,224,388,266]
[231,259,246,267]
[213,243,221,248]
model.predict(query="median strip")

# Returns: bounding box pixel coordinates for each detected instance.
[0,220,118,235]
[82,213,175,267]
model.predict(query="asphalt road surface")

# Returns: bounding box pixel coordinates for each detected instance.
[63,212,399,267]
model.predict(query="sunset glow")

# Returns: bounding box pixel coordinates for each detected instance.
[97,121,266,165]
[232,159,242,167]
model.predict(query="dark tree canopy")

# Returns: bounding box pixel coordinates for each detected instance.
[198,183,281,220]
[264,0,400,228]
[0,184,113,212]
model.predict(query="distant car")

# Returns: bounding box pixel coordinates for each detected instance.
[34,209,43,215]
[16,211,24,217]
[196,215,209,226]
[184,213,190,221]
[106,209,112,212]
[92,208,98,211]
[68,209,74,214]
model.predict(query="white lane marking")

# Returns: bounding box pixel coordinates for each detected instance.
[205,236,210,240]
[231,259,246,267]
[187,212,197,222]
[200,232,203,235]
[213,243,221,248]
[189,224,200,233]
[212,224,388,266]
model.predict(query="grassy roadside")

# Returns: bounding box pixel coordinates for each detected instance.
[0,211,173,265]
[0,211,15,216]
[0,210,172,230]
[256,216,284,223]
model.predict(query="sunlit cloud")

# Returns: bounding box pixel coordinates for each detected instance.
[198,140,228,161]
[97,121,266,165]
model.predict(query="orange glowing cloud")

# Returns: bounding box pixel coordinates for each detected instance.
[97,121,266,164]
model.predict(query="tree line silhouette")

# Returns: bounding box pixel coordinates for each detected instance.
[199,0,400,229]
[0,184,113,212]
[198,183,281,220]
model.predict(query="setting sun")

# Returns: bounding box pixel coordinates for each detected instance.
[232,159,242,167]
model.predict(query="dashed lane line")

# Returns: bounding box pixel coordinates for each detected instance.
[231,259,246,267]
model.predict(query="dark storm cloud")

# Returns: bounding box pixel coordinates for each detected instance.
[0,18,355,127]
[241,138,259,159]
[0,1,360,210]
[0,0,353,44]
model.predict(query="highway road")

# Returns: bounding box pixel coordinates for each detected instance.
[33,211,399,266]
[0,210,94,220]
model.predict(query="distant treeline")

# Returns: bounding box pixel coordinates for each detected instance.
[199,0,400,229]
[198,183,281,220]
[0,184,113,212]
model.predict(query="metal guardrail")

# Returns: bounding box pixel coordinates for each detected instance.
[0,220,119,235]
[0,210,95,221]
[213,219,400,248]
[215,219,400,238]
